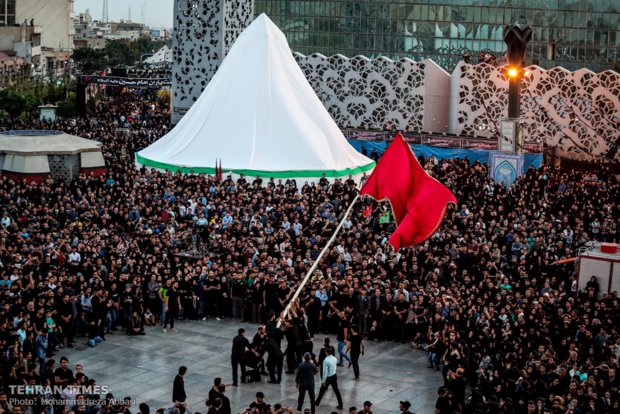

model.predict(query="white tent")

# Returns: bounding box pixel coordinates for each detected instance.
[144,45,172,65]
[136,14,374,182]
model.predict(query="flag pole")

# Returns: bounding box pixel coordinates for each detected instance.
[277,194,361,328]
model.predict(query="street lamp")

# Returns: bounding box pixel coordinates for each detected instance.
[502,24,532,152]
[507,67,518,78]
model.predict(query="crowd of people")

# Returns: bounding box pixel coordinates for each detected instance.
[0,90,619,414]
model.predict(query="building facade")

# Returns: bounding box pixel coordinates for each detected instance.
[16,0,75,51]
[0,0,75,77]
[255,0,620,72]
[171,0,254,124]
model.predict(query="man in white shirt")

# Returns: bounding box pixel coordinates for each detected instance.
[68,248,81,268]
[1,213,10,228]
[315,346,343,409]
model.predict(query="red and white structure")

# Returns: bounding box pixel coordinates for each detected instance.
[578,242,620,297]
[0,130,106,183]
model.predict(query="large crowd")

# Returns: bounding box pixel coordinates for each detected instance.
[0,90,619,414]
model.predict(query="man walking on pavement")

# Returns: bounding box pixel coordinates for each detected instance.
[336,312,351,367]
[296,352,318,414]
[315,346,343,410]
[172,366,187,403]
[346,324,365,380]
[231,328,249,386]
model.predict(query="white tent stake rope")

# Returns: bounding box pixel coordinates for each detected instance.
[277,194,361,328]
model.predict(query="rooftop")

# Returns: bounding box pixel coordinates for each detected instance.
[0,130,102,156]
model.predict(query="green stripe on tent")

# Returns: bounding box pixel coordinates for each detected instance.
[135,153,375,178]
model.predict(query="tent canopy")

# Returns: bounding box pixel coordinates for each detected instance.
[136,14,374,180]
[144,45,172,65]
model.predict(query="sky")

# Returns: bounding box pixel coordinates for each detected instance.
[74,0,174,29]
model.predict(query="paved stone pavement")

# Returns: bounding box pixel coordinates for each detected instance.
[62,320,443,414]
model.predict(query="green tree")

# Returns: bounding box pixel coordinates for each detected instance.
[57,92,76,117]
[72,47,108,73]
[73,37,168,73]
[0,89,37,117]
[103,40,134,68]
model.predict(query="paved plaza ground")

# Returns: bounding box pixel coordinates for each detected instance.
[62,320,444,414]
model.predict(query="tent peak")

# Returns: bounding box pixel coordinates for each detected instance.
[136,10,373,181]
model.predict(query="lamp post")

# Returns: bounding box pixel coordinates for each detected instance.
[502,24,532,152]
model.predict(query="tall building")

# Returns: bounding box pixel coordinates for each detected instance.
[0,0,75,77]
[16,0,74,51]
[171,0,254,123]
[255,0,620,72]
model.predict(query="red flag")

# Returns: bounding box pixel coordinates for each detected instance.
[363,203,373,218]
[360,133,456,249]
[217,159,223,181]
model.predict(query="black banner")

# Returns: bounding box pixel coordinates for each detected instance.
[81,76,171,88]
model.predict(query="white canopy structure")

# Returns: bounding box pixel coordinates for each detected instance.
[136,13,374,182]
[144,45,172,65]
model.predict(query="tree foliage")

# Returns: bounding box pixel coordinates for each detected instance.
[0,79,75,118]
[72,37,167,73]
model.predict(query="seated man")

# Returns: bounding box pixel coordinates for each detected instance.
[127,311,145,335]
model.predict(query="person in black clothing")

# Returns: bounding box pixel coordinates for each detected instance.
[296,314,314,356]
[206,397,222,414]
[91,289,107,340]
[276,279,292,316]
[283,319,301,373]
[263,275,278,319]
[399,401,413,414]
[211,384,231,414]
[204,272,223,319]
[393,293,409,343]
[252,325,268,375]
[54,356,74,387]
[57,293,75,348]
[336,313,351,367]
[296,352,318,414]
[231,274,247,320]
[249,391,269,414]
[446,368,467,412]
[163,281,181,332]
[357,288,370,337]
[434,387,453,414]
[264,335,283,384]
[127,310,145,335]
[172,366,187,403]
[208,377,222,401]
[231,328,250,386]
[346,325,364,380]
[243,343,264,383]
[379,292,396,341]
